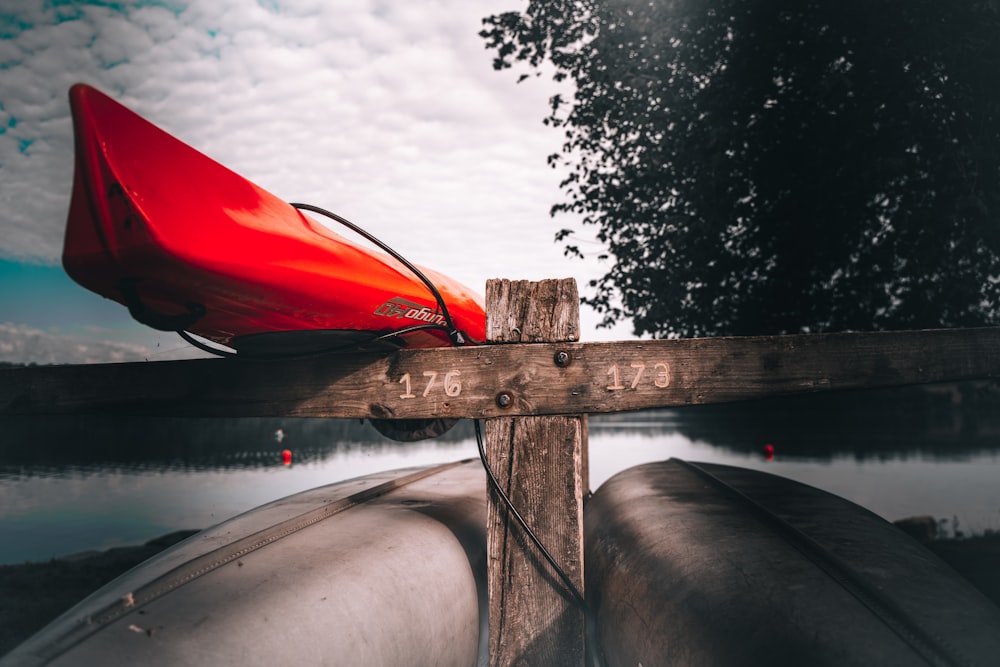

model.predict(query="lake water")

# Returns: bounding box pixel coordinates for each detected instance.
[2,383,999,565]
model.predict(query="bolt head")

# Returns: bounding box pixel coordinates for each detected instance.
[496,392,512,408]
[554,351,571,367]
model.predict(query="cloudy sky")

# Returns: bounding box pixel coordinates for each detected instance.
[0,0,630,364]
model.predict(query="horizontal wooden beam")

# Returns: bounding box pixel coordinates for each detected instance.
[2,327,999,419]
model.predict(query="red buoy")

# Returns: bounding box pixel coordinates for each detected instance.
[282,449,292,466]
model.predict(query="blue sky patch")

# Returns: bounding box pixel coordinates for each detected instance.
[41,0,188,20]
[257,0,281,14]
[135,0,188,18]
[0,258,135,330]
[0,13,34,39]
[50,5,85,24]
[43,0,127,14]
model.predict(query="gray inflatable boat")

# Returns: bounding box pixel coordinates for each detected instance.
[6,458,999,666]
[1,460,488,667]
[586,459,1000,667]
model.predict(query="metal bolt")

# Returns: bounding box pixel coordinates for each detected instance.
[496,392,512,408]
[554,350,571,367]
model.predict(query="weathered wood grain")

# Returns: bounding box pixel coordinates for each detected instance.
[2,327,999,418]
[485,278,581,343]
[484,278,586,666]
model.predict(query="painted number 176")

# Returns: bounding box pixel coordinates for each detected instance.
[398,370,462,399]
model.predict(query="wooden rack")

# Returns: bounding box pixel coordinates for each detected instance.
[3,277,999,665]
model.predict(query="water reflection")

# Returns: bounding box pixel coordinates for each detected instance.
[0,416,476,478]
[0,421,479,564]
[592,383,1000,461]
[1,382,999,564]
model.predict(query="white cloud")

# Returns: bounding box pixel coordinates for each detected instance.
[1,1,563,257]
[0,322,205,365]
[0,0,633,344]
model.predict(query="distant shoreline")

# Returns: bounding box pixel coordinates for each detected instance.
[0,530,198,657]
[2,528,998,658]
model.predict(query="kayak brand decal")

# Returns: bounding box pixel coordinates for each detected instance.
[374,297,447,327]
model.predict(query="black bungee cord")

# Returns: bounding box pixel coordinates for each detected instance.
[474,419,588,610]
[289,202,465,347]
[176,202,465,358]
[178,322,453,360]
[175,202,584,610]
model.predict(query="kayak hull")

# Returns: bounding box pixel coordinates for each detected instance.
[62,85,486,352]
[585,459,1000,667]
[2,461,487,667]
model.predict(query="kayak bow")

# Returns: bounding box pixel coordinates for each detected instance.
[62,84,486,355]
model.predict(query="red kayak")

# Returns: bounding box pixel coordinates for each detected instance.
[62,84,486,355]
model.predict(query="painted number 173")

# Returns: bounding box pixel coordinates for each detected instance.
[607,362,670,391]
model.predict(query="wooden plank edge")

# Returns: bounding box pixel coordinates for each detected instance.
[1,327,998,418]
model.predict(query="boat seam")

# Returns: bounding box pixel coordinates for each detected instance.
[33,459,470,663]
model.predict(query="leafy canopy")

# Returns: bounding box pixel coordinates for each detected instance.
[482,1,1000,337]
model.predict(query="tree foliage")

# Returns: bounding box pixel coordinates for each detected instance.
[482,1,1000,337]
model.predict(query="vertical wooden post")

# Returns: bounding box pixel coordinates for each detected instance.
[484,278,587,666]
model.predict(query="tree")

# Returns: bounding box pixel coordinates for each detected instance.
[482,0,1000,337]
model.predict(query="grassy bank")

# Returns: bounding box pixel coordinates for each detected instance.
[0,530,197,657]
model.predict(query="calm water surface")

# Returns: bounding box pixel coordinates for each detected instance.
[2,384,999,564]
